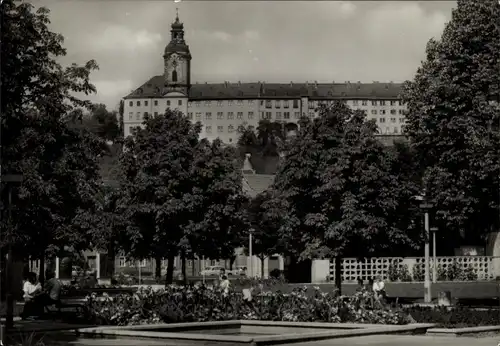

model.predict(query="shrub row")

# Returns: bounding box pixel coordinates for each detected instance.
[83,286,410,326]
[406,306,500,328]
[388,261,479,282]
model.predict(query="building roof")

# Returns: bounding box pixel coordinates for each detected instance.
[124,76,404,100]
[242,174,275,198]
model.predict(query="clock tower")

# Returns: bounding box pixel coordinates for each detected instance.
[163,10,191,95]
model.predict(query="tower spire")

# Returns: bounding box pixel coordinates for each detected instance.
[175,8,179,22]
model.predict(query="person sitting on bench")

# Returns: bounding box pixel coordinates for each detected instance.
[35,270,62,313]
[20,272,42,320]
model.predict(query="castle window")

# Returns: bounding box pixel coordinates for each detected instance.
[380,100,386,106]
[145,101,148,107]
[137,101,141,106]
[128,112,133,120]
[284,112,290,119]
[237,100,244,106]
[172,70,178,82]
[293,100,299,108]
[353,100,359,106]
[217,112,224,120]
[227,112,234,120]
[371,110,377,115]
[248,111,254,119]
[136,112,141,120]
[380,110,386,115]
[154,100,158,106]
[237,112,243,119]
[228,125,235,133]
[371,100,377,106]
[129,101,133,107]
[248,100,254,105]
[206,126,212,133]
[187,112,193,120]
[217,101,223,106]
[362,100,368,106]
[178,100,182,106]
[390,100,396,106]
[206,112,212,120]
[217,125,223,133]
[167,100,171,106]
[228,100,234,106]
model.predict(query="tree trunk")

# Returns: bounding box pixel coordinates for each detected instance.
[165,254,175,285]
[155,256,162,279]
[191,256,196,277]
[39,256,46,286]
[259,255,266,278]
[229,256,236,270]
[108,246,116,278]
[334,257,342,296]
[181,251,187,285]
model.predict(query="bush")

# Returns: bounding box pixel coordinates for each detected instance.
[388,262,412,282]
[84,285,411,326]
[406,306,500,328]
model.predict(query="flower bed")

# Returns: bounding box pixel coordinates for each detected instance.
[406,306,500,328]
[84,286,411,326]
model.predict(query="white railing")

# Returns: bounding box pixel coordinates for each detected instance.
[319,256,500,283]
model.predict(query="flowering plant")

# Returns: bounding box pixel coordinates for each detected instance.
[84,285,411,326]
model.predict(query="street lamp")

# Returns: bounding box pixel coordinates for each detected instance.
[248,229,254,278]
[415,193,433,304]
[430,227,439,283]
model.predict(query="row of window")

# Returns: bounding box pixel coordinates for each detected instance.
[129,111,158,120]
[128,99,406,108]
[129,100,183,107]
[205,124,238,134]
[187,111,256,121]
[369,109,405,115]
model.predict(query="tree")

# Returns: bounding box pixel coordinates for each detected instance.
[118,100,125,136]
[244,191,281,277]
[267,103,421,290]
[119,110,247,283]
[236,120,286,174]
[400,0,500,249]
[1,0,102,281]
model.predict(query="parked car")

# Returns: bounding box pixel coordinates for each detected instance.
[233,266,247,276]
[200,266,225,277]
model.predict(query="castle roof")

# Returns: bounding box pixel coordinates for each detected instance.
[124,76,404,100]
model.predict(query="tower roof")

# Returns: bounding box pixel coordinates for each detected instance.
[164,10,191,57]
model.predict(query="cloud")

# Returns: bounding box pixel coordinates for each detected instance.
[243,30,260,41]
[91,79,134,106]
[338,1,357,17]
[363,3,447,47]
[211,31,233,42]
[86,25,162,52]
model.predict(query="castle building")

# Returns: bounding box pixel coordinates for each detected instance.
[123,14,407,144]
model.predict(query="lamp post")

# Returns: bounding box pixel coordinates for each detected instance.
[1,174,23,331]
[430,227,439,283]
[249,229,254,278]
[416,193,433,304]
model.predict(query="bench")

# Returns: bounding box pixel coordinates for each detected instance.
[43,298,87,320]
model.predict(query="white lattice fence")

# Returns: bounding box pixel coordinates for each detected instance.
[329,256,498,282]
[330,257,404,282]
[414,256,495,281]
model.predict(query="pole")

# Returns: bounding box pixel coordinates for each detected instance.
[6,188,14,329]
[138,260,142,285]
[202,256,205,284]
[424,211,431,303]
[432,231,437,283]
[249,231,253,278]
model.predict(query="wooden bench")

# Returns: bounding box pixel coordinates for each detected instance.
[43,298,87,320]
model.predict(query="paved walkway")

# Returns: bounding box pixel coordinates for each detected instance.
[287,335,500,346]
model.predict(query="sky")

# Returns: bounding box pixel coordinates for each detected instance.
[38,0,456,110]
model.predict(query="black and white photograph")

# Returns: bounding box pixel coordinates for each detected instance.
[0,0,499,345]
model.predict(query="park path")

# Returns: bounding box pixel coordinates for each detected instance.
[286,335,500,346]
